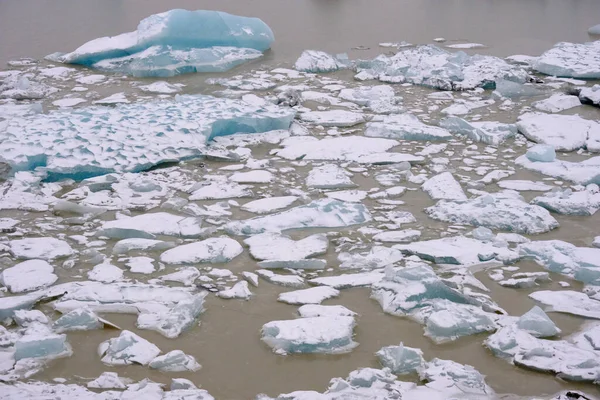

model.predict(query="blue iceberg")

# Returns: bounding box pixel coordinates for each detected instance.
[49,9,274,76]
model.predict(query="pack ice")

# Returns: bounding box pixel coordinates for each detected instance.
[49,9,274,76]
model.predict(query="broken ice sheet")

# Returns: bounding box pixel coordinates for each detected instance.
[136,293,207,338]
[0,260,57,293]
[365,114,452,141]
[149,350,201,372]
[337,246,404,270]
[532,186,600,216]
[529,290,600,319]
[278,286,340,305]
[245,232,328,261]
[159,237,243,265]
[517,113,600,152]
[376,342,425,374]
[306,164,356,189]
[515,154,600,186]
[534,40,600,79]
[440,116,517,145]
[217,281,253,300]
[98,330,160,366]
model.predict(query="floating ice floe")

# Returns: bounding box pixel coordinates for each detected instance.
[241,196,298,214]
[226,199,371,235]
[516,306,561,337]
[87,263,124,283]
[365,114,452,141]
[256,270,305,287]
[0,260,57,293]
[579,84,600,107]
[376,343,425,374]
[439,117,517,145]
[261,316,357,354]
[0,95,294,181]
[230,170,273,183]
[532,93,581,113]
[160,237,243,265]
[50,10,274,76]
[532,186,600,215]
[112,238,174,254]
[98,330,160,366]
[297,305,356,318]
[278,287,339,305]
[338,85,402,114]
[0,74,56,100]
[338,246,404,270]
[300,110,365,127]
[139,81,181,94]
[516,113,600,152]
[9,238,75,260]
[217,281,253,300]
[425,192,559,234]
[519,240,600,283]
[306,164,356,189]
[245,232,328,261]
[160,267,201,286]
[372,229,421,243]
[533,41,600,79]
[149,350,201,372]
[53,308,105,333]
[515,154,600,185]
[294,50,350,73]
[529,290,600,319]
[355,44,528,90]
[309,271,385,289]
[87,372,130,389]
[497,180,553,192]
[136,293,207,338]
[98,212,204,239]
[421,172,467,201]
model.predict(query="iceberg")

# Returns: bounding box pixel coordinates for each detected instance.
[149,350,201,372]
[425,192,559,234]
[294,50,349,73]
[533,41,600,79]
[532,186,600,216]
[365,114,452,141]
[0,260,57,293]
[98,330,161,366]
[226,199,371,235]
[376,343,425,374]
[159,237,243,264]
[439,117,517,145]
[51,10,274,76]
[261,316,357,354]
[0,95,294,181]
[516,113,600,152]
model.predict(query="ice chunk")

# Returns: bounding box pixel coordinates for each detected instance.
[420,358,495,396]
[0,260,57,293]
[297,305,356,318]
[1,95,294,181]
[261,316,357,354]
[579,84,600,107]
[160,237,242,264]
[533,94,581,113]
[516,154,600,185]
[306,164,356,189]
[373,229,421,243]
[13,310,48,327]
[139,81,181,94]
[87,372,130,389]
[227,199,371,235]
[98,212,204,239]
[0,292,43,321]
[245,233,328,261]
[338,246,403,270]
[532,187,600,216]
[590,25,600,35]
[217,281,252,300]
[241,196,298,214]
[493,79,543,98]
[324,189,367,203]
[230,170,273,184]
[300,110,365,127]
[338,85,402,114]
[498,272,549,288]
[294,50,348,73]
[149,350,201,372]
[529,290,600,319]
[439,117,517,145]
[534,41,600,79]
[422,300,496,343]
[365,114,451,141]
[425,192,559,234]
[136,293,206,338]
[376,343,425,374]
[87,263,124,283]
[278,287,339,305]
[53,308,104,332]
[497,180,553,191]
[113,238,174,254]
[15,323,71,361]
[9,238,74,260]
[189,180,253,200]
[275,136,398,162]
[99,330,160,366]
[256,270,305,287]
[422,172,467,201]
[517,113,600,152]
[517,306,561,337]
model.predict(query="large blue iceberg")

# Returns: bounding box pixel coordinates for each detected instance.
[48,9,274,77]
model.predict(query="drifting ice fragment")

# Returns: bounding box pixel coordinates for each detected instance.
[527,145,556,163]
[516,154,600,185]
[87,263,124,283]
[529,290,600,319]
[421,172,467,201]
[245,233,328,261]
[261,316,357,354]
[0,260,57,293]
[376,343,425,374]
[338,246,404,270]
[309,271,384,289]
[534,41,600,79]
[9,238,75,260]
[256,270,305,288]
[87,372,129,389]
[373,229,421,243]
[294,50,349,73]
[365,114,452,141]
[533,94,581,113]
[278,287,340,305]
[338,85,402,114]
[532,186,600,216]
[149,350,201,372]
[516,306,561,337]
[300,110,365,127]
[217,281,253,300]
[241,196,298,214]
[579,84,600,107]
[160,237,242,264]
[53,308,104,332]
[517,113,600,152]
[112,238,174,254]
[15,323,71,361]
[440,117,517,145]
[297,305,356,318]
[419,358,495,396]
[306,164,356,189]
[136,293,206,338]
[99,330,160,366]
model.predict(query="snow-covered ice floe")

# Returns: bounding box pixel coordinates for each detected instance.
[440,116,517,145]
[294,50,350,73]
[0,95,294,181]
[516,113,600,152]
[49,9,274,76]
[516,154,600,186]
[532,185,600,216]
[533,41,600,79]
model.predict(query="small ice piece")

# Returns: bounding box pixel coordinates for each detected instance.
[338,85,402,114]
[256,270,305,287]
[516,154,600,185]
[98,212,203,239]
[261,316,357,354]
[493,79,543,98]
[245,233,328,261]
[439,117,517,145]
[533,94,581,113]
[98,330,160,366]
[160,237,243,264]
[112,238,174,254]
[241,196,298,214]
[52,97,86,108]
[87,263,124,283]
[325,189,368,203]
[171,378,197,390]
[93,92,129,105]
[15,323,70,361]
[139,81,181,94]
[373,229,421,243]
[529,290,600,319]
[425,192,559,234]
[226,199,371,235]
[0,292,43,320]
[306,164,356,189]
[497,180,553,192]
[517,113,600,152]
[149,350,201,372]
[189,180,253,200]
[422,172,467,201]
[594,236,600,248]
[159,267,200,286]
[516,306,561,337]
[579,84,600,107]
[294,50,348,73]
[278,286,340,305]
[87,372,129,389]
[53,308,103,332]
[300,110,365,127]
[376,343,425,374]
[590,24,600,35]
[13,310,48,326]
[534,41,600,79]
[125,256,155,274]
[498,272,550,288]
[217,281,252,300]
[0,260,57,293]
[423,300,496,343]
[297,305,356,318]
[365,114,452,141]
[532,187,600,216]
[309,271,384,289]
[419,358,494,396]
[136,293,206,338]
[230,170,273,184]
[526,144,556,163]
[471,227,494,241]
[9,238,75,260]
[338,246,404,270]
[242,271,259,287]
